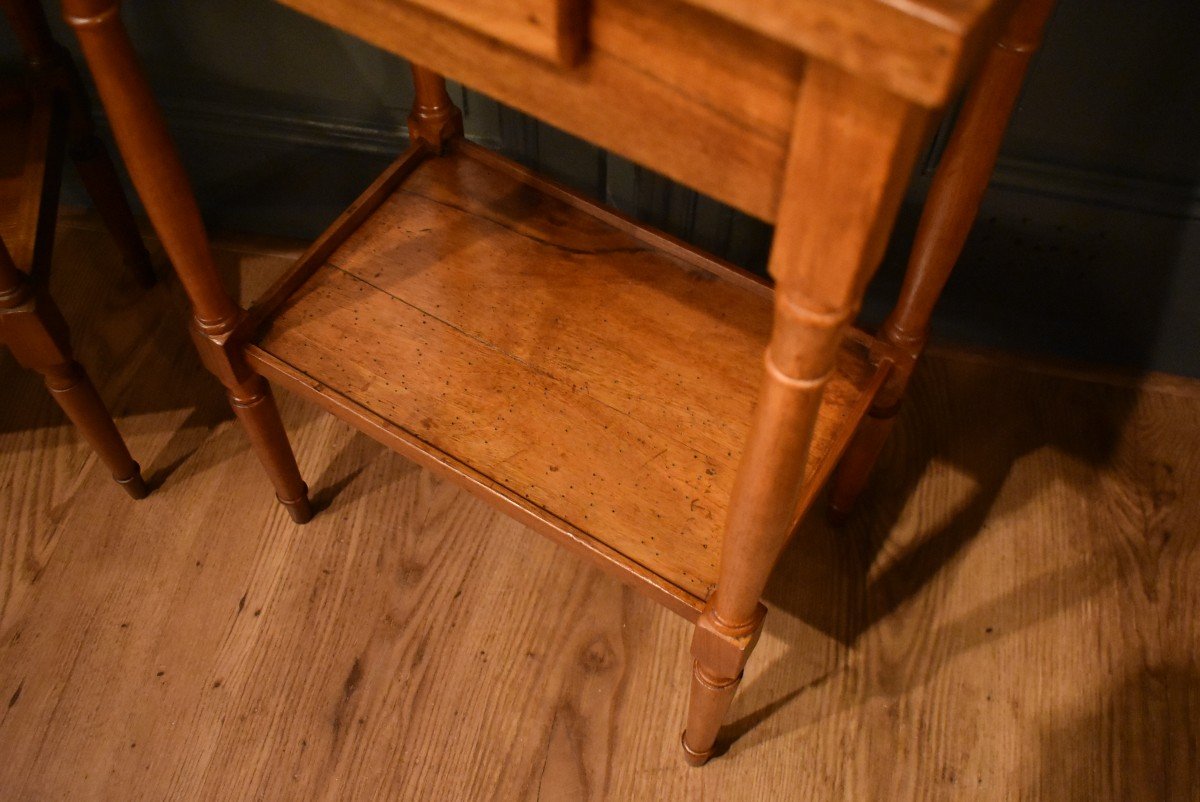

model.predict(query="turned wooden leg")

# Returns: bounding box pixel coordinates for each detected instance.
[829,0,1058,519]
[70,133,157,288]
[683,596,765,765]
[40,359,148,498]
[827,409,899,523]
[406,65,463,152]
[0,237,147,498]
[682,63,929,765]
[226,375,312,523]
[0,0,155,287]
[63,0,312,521]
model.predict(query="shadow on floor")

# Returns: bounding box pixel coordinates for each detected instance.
[1029,665,1200,801]
[721,349,1155,755]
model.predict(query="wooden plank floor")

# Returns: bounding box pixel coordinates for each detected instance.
[1,215,1197,801]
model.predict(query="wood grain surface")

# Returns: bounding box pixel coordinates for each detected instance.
[397,0,587,65]
[1,217,1197,800]
[254,147,880,608]
[274,0,804,222]
[680,0,1011,106]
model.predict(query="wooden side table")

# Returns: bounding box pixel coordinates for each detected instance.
[0,0,150,499]
[62,0,1055,762]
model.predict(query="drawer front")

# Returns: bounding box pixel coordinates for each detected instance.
[401,0,586,64]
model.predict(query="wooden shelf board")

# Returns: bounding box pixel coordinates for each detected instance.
[250,144,887,616]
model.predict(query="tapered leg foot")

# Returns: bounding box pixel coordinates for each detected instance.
[2,237,146,498]
[116,465,149,499]
[43,361,148,499]
[681,660,743,766]
[60,0,308,516]
[227,375,313,524]
[681,730,717,767]
[681,601,764,766]
[278,488,313,524]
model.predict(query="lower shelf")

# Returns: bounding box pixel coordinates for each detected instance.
[249,142,887,618]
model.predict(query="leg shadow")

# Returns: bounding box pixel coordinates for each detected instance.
[723,350,1145,752]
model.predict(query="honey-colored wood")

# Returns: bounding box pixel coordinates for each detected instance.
[271,0,1010,222]
[682,0,1013,107]
[1,220,1197,800]
[276,0,804,221]
[251,146,887,612]
[62,0,1018,766]
[683,62,929,764]
[400,0,586,65]
[62,0,313,523]
[0,234,146,498]
[0,0,156,499]
[830,0,1058,520]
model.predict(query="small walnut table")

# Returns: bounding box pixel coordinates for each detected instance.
[63,0,1054,763]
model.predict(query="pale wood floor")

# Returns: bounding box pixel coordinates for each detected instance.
[1,217,1197,801]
